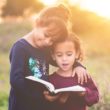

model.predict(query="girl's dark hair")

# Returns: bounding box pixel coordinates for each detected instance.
[51,32,84,61]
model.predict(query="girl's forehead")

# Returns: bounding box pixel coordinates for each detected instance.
[43,26,60,39]
[57,40,74,45]
[54,43,76,53]
[55,41,75,49]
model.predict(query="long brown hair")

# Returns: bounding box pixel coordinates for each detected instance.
[36,17,68,42]
[37,4,72,30]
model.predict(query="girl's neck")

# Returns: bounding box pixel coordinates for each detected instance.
[57,68,75,77]
[23,31,38,48]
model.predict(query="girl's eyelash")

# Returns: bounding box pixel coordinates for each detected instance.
[67,54,71,55]
[56,54,72,57]
[56,54,62,57]
[57,55,62,56]
[67,53,72,55]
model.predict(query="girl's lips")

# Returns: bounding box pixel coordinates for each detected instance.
[62,64,69,66]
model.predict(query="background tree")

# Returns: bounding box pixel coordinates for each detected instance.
[1,0,44,17]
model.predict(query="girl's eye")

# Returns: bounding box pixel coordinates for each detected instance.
[56,54,62,57]
[67,53,72,56]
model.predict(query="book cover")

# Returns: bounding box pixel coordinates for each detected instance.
[25,76,86,94]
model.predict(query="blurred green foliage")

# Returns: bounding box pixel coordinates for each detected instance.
[0,92,8,110]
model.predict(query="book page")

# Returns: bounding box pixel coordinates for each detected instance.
[25,76,55,92]
[54,85,86,94]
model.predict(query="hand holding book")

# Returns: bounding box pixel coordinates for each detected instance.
[43,90,70,103]
[25,76,86,94]
[43,91,61,102]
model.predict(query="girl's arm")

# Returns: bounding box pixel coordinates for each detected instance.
[72,61,90,84]
[10,44,43,101]
[83,76,99,106]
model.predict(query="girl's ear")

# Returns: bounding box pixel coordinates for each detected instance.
[75,51,80,60]
[51,54,56,61]
[51,50,55,61]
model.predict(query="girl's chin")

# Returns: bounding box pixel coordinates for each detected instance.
[61,67,70,71]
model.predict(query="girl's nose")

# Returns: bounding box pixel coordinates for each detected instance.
[62,55,67,61]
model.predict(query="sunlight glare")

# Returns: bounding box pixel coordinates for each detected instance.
[69,0,110,18]
[39,0,57,6]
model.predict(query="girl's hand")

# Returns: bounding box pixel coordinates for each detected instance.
[78,91,86,96]
[43,91,60,102]
[58,93,70,104]
[72,66,90,84]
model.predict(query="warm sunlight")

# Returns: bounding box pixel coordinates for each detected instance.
[69,0,110,18]
[39,0,58,6]
[39,0,110,18]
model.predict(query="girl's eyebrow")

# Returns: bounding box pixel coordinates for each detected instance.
[55,51,73,53]
[66,51,73,53]
[55,51,62,54]
[54,51,63,55]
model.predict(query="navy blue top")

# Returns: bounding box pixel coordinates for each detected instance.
[9,39,83,110]
[9,39,51,110]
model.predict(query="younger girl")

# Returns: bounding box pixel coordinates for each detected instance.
[44,32,99,110]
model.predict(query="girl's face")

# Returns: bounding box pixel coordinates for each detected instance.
[33,27,53,48]
[52,41,79,72]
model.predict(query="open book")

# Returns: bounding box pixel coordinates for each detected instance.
[25,76,86,94]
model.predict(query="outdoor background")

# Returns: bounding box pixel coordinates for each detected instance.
[0,0,110,110]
